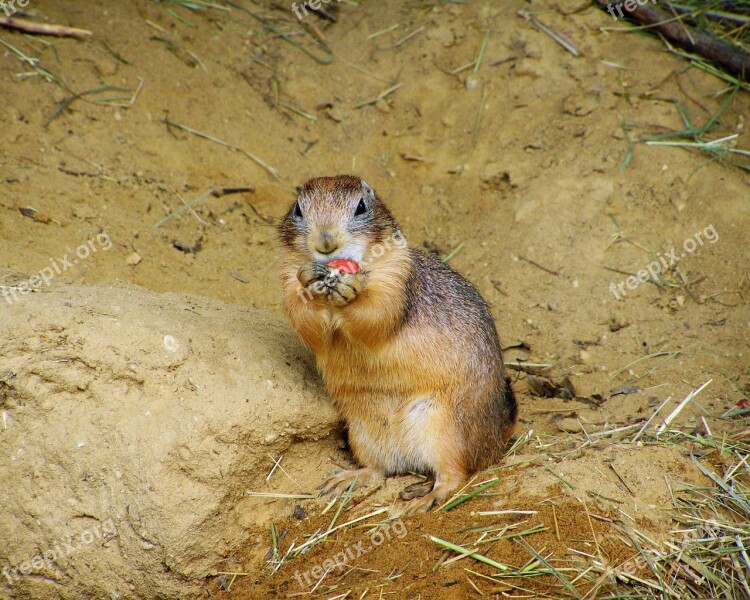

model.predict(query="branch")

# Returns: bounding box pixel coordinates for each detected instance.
[0,17,92,39]
[594,0,750,82]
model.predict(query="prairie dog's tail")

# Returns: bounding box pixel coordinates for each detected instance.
[501,376,518,444]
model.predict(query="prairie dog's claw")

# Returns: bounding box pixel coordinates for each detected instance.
[316,470,344,495]
[400,478,460,513]
[298,262,364,306]
[402,494,438,514]
[318,467,383,498]
[298,262,329,288]
[399,480,435,501]
[328,271,363,306]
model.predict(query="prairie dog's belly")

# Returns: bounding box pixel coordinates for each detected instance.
[319,321,458,393]
[347,397,440,475]
[318,335,449,475]
[318,331,445,413]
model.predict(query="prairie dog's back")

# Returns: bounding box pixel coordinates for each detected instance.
[402,248,502,356]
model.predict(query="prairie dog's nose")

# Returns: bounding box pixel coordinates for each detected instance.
[315,230,339,255]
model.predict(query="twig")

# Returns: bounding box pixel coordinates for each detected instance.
[518,11,579,57]
[452,87,487,174]
[430,536,510,571]
[0,17,92,39]
[161,117,279,178]
[46,85,127,128]
[442,243,464,264]
[474,30,491,72]
[517,255,561,277]
[381,26,423,50]
[101,77,145,108]
[293,508,388,555]
[655,380,712,435]
[154,187,255,228]
[593,0,750,81]
[449,61,476,75]
[631,396,672,442]
[177,192,208,225]
[334,53,394,84]
[368,24,398,39]
[354,82,403,109]
[213,187,255,196]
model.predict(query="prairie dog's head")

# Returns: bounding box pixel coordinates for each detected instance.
[279,175,407,265]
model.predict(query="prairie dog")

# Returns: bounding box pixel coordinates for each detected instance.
[279,175,517,511]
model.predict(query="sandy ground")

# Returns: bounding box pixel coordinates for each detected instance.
[0,0,748,598]
[0,282,338,599]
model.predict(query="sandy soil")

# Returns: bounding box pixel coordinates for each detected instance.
[0,282,338,599]
[1,0,748,598]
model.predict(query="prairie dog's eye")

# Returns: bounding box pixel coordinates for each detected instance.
[354,198,367,216]
[293,201,303,219]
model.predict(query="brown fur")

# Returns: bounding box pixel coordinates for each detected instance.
[279,175,517,510]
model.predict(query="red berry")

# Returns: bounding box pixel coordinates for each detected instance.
[327,259,360,274]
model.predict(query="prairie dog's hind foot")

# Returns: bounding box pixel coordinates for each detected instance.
[317,466,384,498]
[399,479,435,501]
[400,475,462,514]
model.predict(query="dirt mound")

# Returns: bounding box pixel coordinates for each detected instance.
[0,282,337,599]
[228,441,710,598]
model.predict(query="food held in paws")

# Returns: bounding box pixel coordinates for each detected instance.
[327,259,360,274]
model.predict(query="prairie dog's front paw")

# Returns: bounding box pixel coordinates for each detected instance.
[298,262,329,295]
[327,270,363,306]
[298,262,364,306]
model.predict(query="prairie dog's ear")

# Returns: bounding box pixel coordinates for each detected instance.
[361,179,376,200]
